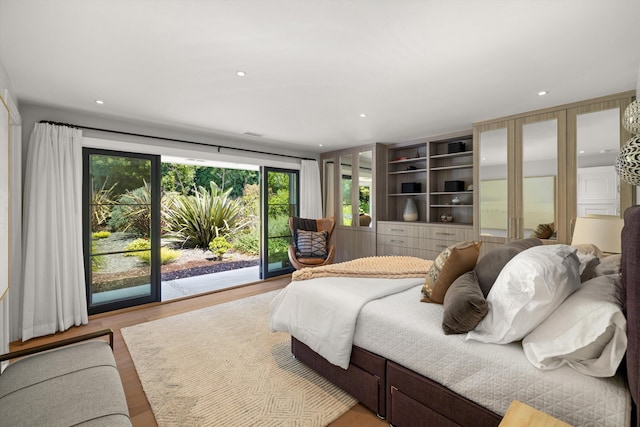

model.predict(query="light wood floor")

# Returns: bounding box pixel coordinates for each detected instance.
[10,277,387,427]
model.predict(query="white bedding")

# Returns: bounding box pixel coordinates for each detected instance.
[353,285,631,427]
[269,276,424,368]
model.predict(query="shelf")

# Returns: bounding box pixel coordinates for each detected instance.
[430,151,473,159]
[429,221,473,226]
[389,156,427,164]
[388,169,427,175]
[430,164,473,171]
[431,204,473,208]
[389,192,427,197]
[431,191,473,195]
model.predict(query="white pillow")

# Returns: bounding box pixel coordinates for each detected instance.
[466,244,580,344]
[522,274,626,377]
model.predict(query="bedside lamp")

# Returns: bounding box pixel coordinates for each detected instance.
[571,216,624,254]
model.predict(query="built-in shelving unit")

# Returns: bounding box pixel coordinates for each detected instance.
[384,132,474,225]
[428,135,474,225]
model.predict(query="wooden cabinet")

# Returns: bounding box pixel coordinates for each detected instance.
[321,144,385,262]
[377,221,474,259]
[473,91,635,256]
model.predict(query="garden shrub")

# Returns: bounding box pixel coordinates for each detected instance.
[123,238,151,256]
[232,229,259,255]
[135,247,180,265]
[209,236,232,260]
[109,183,152,237]
[92,231,111,239]
[163,182,249,248]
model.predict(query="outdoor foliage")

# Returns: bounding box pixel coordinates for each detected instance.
[123,238,151,256]
[209,236,232,260]
[92,231,111,239]
[135,247,180,265]
[231,184,260,255]
[91,181,116,229]
[109,183,153,237]
[163,182,249,248]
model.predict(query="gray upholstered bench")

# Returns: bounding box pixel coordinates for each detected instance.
[0,329,132,426]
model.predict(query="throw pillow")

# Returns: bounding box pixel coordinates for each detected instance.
[421,241,481,304]
[466,244,581,344]
[442,271,489,335]
[296,230,328,258]
[575,252,599,282]
[522,274,626,377]
[473,238,542,297]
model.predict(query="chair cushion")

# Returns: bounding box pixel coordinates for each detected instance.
[296,230,328,258]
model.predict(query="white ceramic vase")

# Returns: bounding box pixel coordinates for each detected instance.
[403,197,418,221]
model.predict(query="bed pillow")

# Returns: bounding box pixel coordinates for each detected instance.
[522,274,626,377]
[466,244,580,344]
[575,252,600,282]
[442,271,488,335]
[473,238,542,297]
[421,241,481,304]
[595,254,621,277]
[296,230,328,257]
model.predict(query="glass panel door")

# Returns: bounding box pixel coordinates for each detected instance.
[260,167,299,279]
[83,149,161,314]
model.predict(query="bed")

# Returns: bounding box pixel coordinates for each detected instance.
[270,205,640,427]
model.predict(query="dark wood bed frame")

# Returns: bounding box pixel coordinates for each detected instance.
[291,205,640,427]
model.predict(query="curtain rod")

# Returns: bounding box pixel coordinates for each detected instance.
[38,120,316,161]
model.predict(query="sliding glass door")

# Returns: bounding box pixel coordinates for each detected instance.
[83,149,161,314]
[260,167,299,279]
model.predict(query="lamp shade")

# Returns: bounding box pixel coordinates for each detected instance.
[571,216,623,254]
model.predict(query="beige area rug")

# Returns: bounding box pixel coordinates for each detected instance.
[121,291,357,426]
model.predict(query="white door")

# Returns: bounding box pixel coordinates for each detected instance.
[577,165,619,216]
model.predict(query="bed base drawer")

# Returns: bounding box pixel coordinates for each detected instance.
[387,361,500,427]
[291,337,386,418]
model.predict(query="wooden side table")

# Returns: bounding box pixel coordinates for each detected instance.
[499,400,572,427]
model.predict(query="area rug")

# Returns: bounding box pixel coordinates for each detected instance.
[121,291,357,426]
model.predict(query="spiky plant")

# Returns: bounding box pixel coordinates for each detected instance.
[91,180,116,229]
[163,182,249,248]
[108,182,153,237]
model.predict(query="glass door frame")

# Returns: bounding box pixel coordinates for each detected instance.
[259,166,299,279]
[82,148,161,314]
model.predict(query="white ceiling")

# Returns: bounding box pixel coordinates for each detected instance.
[1,0,639,153]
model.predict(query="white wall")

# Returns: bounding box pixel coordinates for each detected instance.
[0,57,22,348]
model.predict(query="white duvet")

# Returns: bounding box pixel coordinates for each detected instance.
[269,276,424,369]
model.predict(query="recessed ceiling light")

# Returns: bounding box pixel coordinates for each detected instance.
[481,157,486,161]
[236,71,246,77]
[359,113,367,118]
[538,91,549,96]
[95,99,104,105]
[319,144,323,147]
[579,150,585,154]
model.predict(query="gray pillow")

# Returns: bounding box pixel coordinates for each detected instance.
[595,254,621,277]
[474,238,542,297]
[442,271,488,335]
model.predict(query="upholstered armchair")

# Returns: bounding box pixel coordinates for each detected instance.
[288,216,336,270]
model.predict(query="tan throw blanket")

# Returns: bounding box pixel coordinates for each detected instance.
[292,256,433,281]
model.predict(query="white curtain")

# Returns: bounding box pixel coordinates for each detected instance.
[300,159,323,218]
[21,123,87,341]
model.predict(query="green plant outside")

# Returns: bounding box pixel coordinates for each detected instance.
[109,182,153,237]
[209,236,232,260]
[163,182,249,249]
[92,231,111,239]
[123,238,151,256]
[135,247,181,265]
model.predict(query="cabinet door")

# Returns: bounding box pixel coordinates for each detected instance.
[516,111,566,242]
[474,120,514,249]
[339,153,354,226]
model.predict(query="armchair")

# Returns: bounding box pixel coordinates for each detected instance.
[288,216,336,270]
